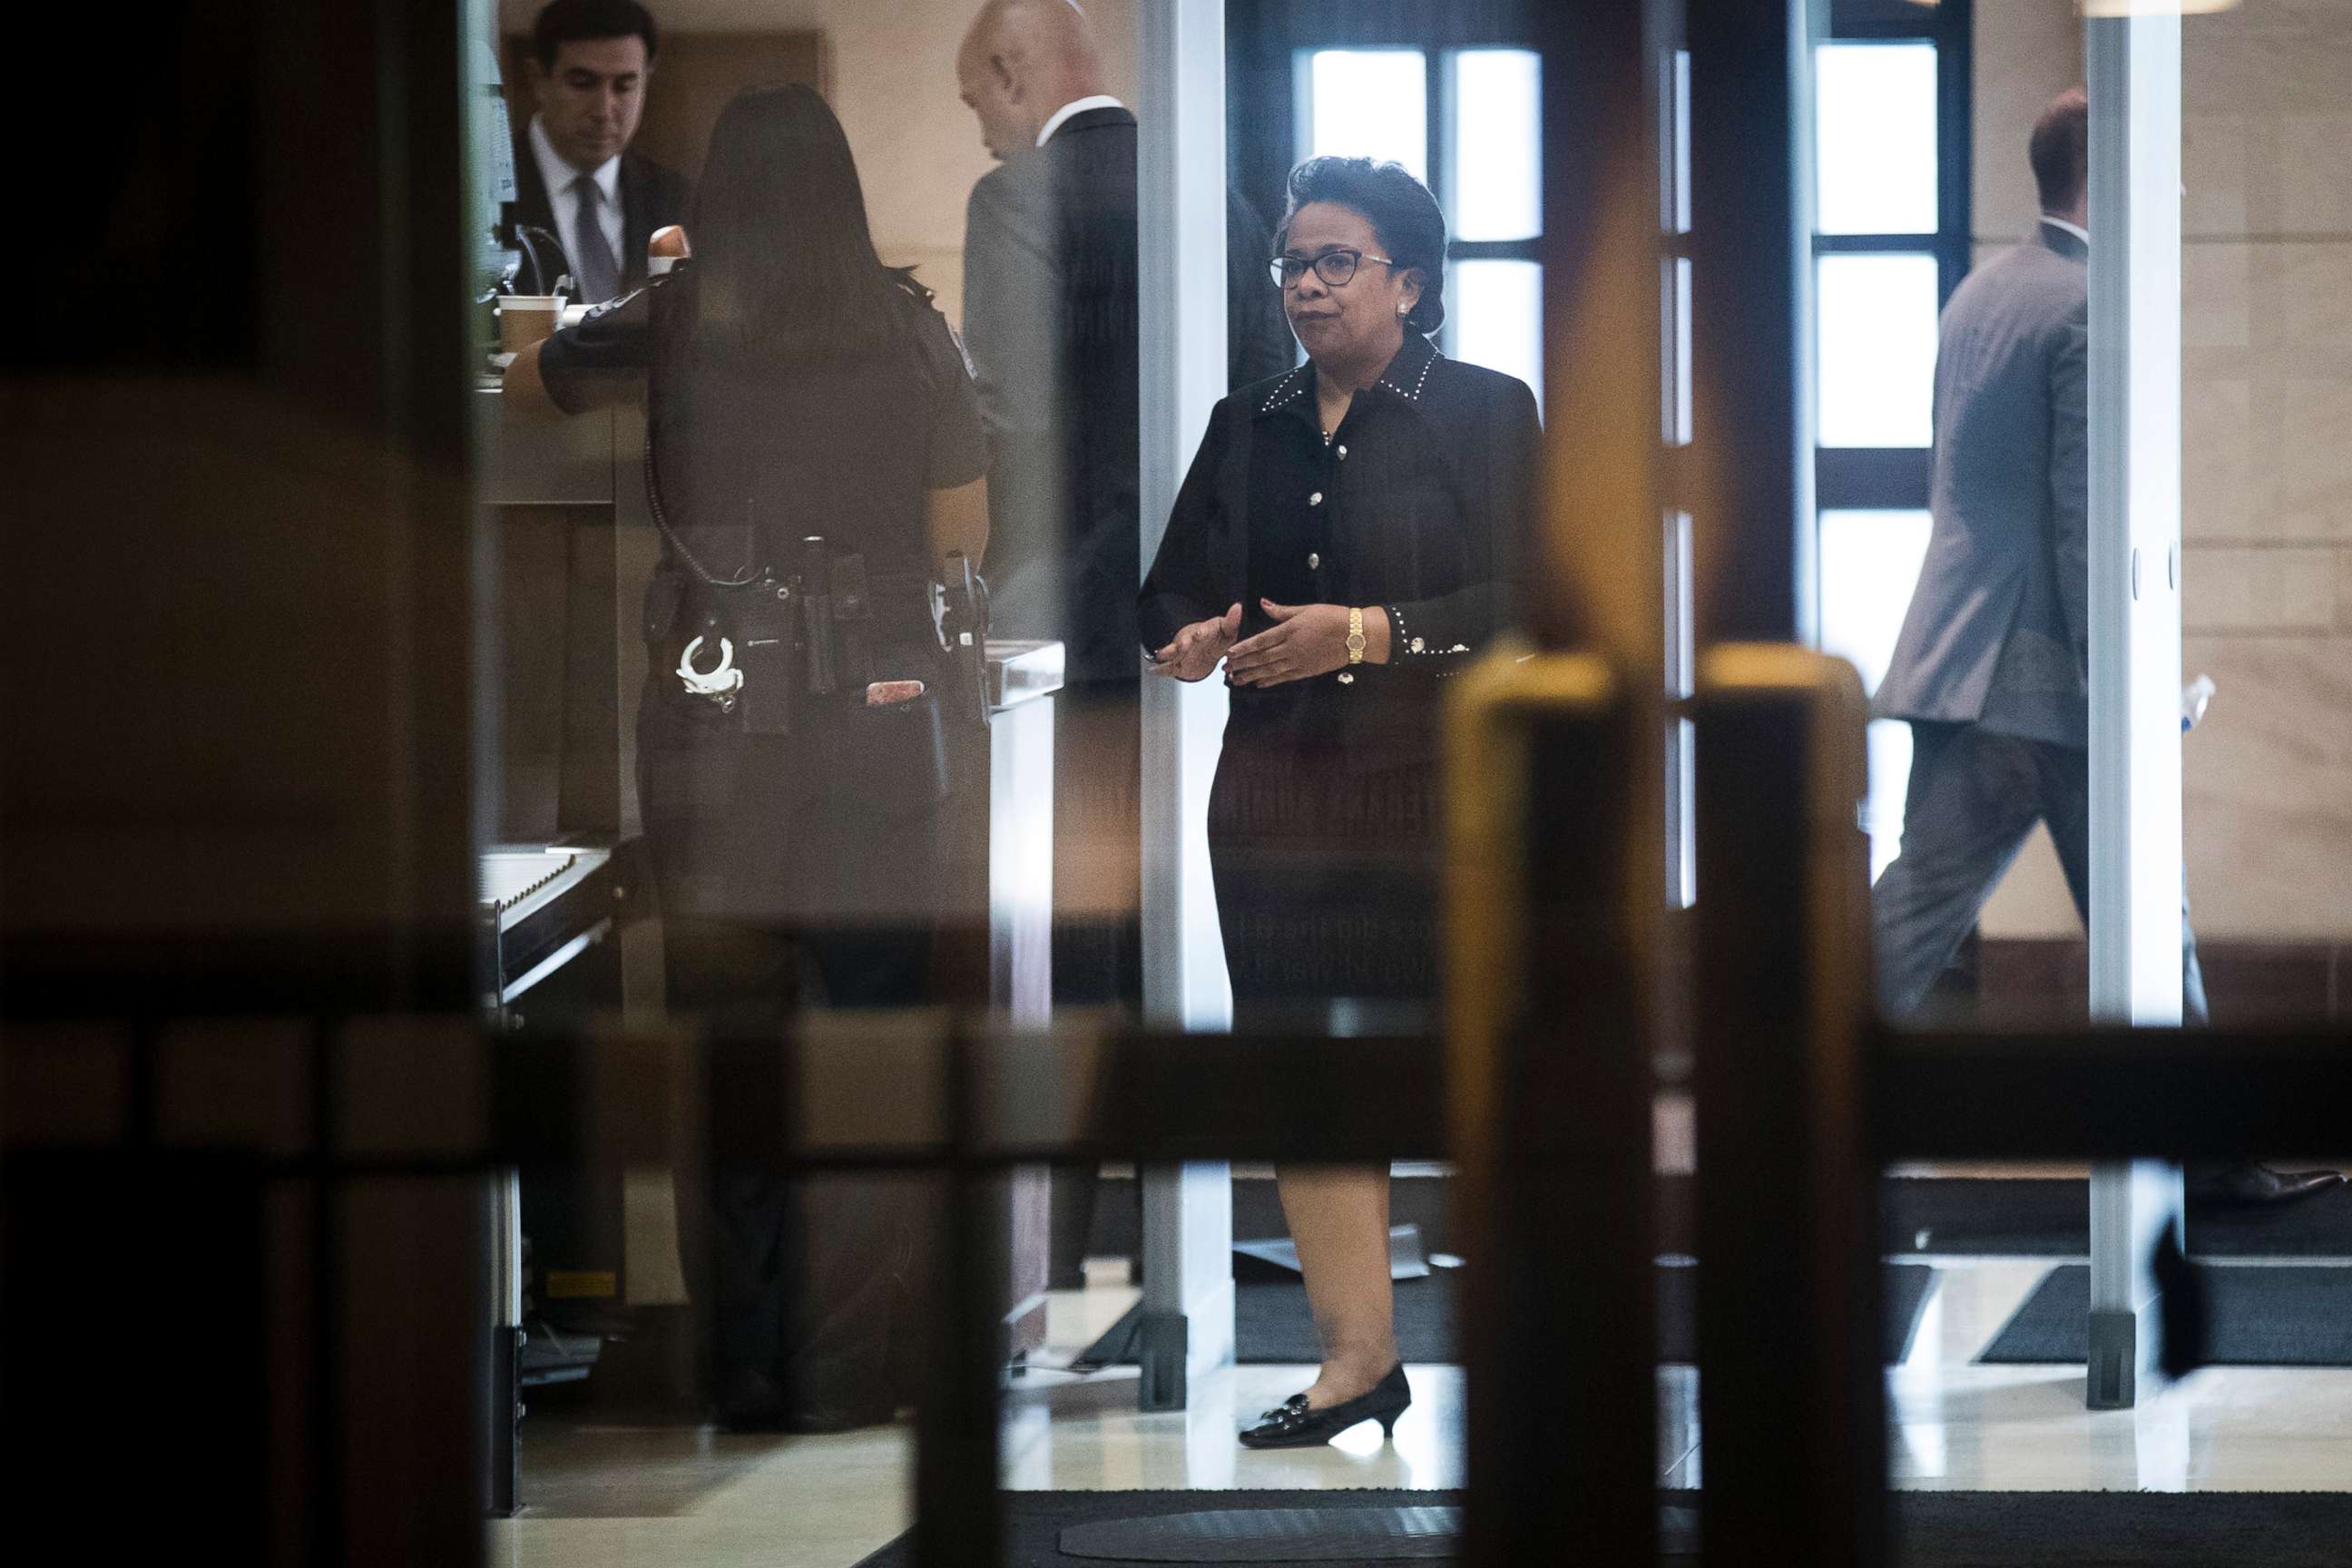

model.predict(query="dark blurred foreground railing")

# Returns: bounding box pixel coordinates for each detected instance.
[8,640,2346,1568]
[7,972,2347,1568]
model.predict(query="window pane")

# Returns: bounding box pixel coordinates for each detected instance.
[1672,50,1691,235]
[1450,50,1541,241]
[1815,42,1938,236]
[1301,50,1428,181]
[1450,259,1544,411]
[1671,256,1692,446]
[1816,252,1938,447]
[1818,508,1933,877]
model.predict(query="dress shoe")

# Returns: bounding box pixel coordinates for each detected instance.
[1239,1364,1410,1449]
[2186,1161,2343,1207]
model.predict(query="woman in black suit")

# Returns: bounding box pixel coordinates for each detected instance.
[1141,156,1540,1448]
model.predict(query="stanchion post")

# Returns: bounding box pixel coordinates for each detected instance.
[1448,652,1657,1568]
[1691,646,1881,1568]
[912,1021,1004,1568]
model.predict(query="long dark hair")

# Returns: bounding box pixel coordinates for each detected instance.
[685,83,899,361]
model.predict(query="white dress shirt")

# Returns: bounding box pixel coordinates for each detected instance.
[529,115,625,271]
[1036,94,1126,148]
[2040,213,2089,249]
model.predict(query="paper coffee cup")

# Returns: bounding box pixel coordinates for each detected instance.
[497,294,565,354]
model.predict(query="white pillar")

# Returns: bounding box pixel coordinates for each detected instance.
[1135,0,1235,1406]
[2082,8,2185,1412]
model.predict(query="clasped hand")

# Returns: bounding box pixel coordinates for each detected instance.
[1147,603,1241,681]
[1148,600,1367,687]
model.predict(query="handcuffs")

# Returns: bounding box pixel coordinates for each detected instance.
[676,635,744,701]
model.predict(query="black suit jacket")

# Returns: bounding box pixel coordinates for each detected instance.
[510,133,693,295]
[960,105,1291,683]
[1140,336,1542,710]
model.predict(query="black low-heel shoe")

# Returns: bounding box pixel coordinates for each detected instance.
[1239,1365,1411,1449]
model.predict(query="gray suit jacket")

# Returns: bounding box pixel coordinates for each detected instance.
[1874,223,2090,748]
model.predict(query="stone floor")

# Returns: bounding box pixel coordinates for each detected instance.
[489,1239,2352,1566]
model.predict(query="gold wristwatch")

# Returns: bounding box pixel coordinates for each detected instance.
[1346,607,1367,664]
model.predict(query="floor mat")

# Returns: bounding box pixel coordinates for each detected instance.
[1074,1263,1936,1368]
[1090,1174,2352,1264]
[854,1487,2352,1567]
[1980,1261,2352,1366]
[1880,1178,2352,1259]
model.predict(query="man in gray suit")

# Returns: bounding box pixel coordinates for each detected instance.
[1870,87,2331,1204]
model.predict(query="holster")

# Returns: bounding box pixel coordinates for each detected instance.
[938,552,992,731]
[730,579,801,736]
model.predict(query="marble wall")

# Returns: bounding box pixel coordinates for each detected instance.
[2178,0,2352,940]
[1975,0,2352,943]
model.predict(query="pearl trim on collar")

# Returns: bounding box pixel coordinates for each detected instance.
[1257,340,1438,414]
[1377,343,1437,403]
[1259,366,1309,413]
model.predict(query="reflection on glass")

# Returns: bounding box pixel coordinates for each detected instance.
[1818,509,1932,877]
[1451,259,1544,410]
[1815,42,1939,236]
[1302,49,1429,179]
[1816,252,1938,448]
[1449,49,1541,241]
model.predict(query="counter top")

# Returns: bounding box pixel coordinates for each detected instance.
[985,640,1063,712]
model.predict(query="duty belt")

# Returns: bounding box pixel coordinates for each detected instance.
[667,536,932,735]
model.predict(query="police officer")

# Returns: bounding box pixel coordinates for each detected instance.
[531,83,989,1430]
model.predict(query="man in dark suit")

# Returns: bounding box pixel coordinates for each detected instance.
[1871,86,2332,1204]
[956,0,1290,1005]
[512,0,691,301]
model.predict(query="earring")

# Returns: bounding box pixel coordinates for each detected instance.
[1396,303,1410,318]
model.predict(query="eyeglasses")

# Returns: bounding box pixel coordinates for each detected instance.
[1269,249,1398,289]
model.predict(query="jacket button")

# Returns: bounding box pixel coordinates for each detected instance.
[1308,491,1323,505]
[1410,637,1425,653]
[1337,445,1348,459]
[1308,552,1320,569]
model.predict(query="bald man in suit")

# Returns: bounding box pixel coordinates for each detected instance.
[956,0,1292,1283]
[956,0,1289,1008]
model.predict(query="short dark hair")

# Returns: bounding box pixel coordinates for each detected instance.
[2030,85,2088,214]
[533,0,659,71]
[1279,156,1448,335]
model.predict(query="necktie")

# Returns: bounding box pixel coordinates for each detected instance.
[570,174,622,303]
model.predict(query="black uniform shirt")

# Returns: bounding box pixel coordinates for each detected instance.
[536,268,986,625]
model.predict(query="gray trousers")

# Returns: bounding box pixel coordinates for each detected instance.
[1872,720,2209,1023]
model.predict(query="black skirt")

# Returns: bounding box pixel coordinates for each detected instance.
[1207,691,1443,1011]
